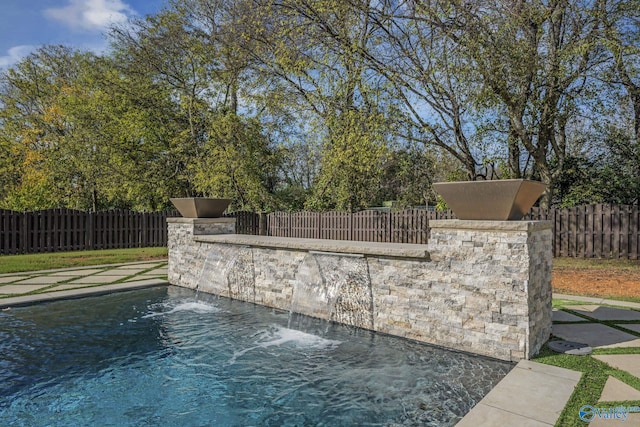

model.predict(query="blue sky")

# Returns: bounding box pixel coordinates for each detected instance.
[0,0,167,68]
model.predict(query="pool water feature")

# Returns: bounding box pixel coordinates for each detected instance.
[0,286,513,426]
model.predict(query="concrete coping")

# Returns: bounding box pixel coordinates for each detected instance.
[430,219,552,232]
[194,234,431,259]
[167,217,236,224]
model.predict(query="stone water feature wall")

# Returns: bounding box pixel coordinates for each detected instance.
[167,218,552,362]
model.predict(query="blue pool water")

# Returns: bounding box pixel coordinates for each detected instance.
[0,286,512,426]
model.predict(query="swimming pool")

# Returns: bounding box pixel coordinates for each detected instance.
[0,286,512,426]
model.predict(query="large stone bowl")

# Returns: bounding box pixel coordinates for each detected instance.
[433,179,547,221]
[170,198,232,218]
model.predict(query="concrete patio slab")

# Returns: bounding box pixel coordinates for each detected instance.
[552,323,640,348]
[553,309,588,322]
[599,376,640,402]
[14,276,76,284]
[68,275,124,284]
[593,355,640,378]
[134,273,167,279]
[568,305,640,321]
[618,323,640,334]
[93,269,139,275]
[0,284,51,294]
[50,269,105,276]
[455,403,550,427]
[105,268,148,273]
[0,279,168,308]
[0,276,28,283]
[48,283,102,291]
[145,268,168,275]
[456,360,581,426]
[124,263,166,269]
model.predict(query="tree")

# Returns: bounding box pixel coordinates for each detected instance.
[304,110,391,211]
[411,0,609,206]
[192,113,279,211]
[0,46,96,210]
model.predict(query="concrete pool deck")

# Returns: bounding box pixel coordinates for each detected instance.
[0,261,169,308]
[2,264,640,426]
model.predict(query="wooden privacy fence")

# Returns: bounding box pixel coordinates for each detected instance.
[259,209,452,243]
[528,204,640,259]
[0,209,171,255]
[1,204,638,258]
[241,204,639,259]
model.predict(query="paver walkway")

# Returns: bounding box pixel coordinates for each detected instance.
[0,261,168,308]
[457,294,640,426]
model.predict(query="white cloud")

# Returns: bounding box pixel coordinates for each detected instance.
[0,45,36,69]
[44,0,135,32]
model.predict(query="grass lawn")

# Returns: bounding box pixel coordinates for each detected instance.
[0,247,168,274]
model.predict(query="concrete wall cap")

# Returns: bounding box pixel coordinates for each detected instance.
[167,217,236,224]
[194,234,431,259]
[429,219,552,232]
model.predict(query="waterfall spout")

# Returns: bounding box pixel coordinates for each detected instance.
[290,251,373,330]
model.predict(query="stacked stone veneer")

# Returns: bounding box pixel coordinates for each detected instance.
[167,217,552,361]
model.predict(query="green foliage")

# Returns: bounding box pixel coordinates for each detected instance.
[553,128,640,208]
[305,110,391,211]
[192,113,278,211]
[380,147,436,208]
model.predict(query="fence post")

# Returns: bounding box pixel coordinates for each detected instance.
[87,211,94,250]
[20,211,28,253]
[256,212,264,236]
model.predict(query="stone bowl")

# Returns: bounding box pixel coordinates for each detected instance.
[433,179,547,221]
[170,198,232,218]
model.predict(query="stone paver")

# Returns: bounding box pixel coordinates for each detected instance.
[552,309,588,322]
[552,323,640,348]
[568,305,640,321]
[456,360,581,427]
[599,376,640,402]
[593,355,640,378]
[14,276,75,285]
[0,284,51,294]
